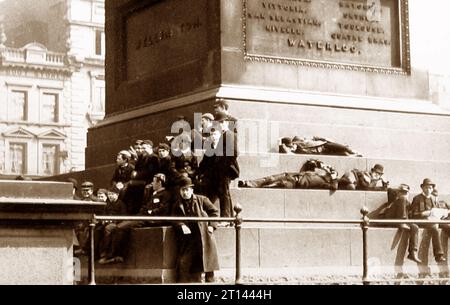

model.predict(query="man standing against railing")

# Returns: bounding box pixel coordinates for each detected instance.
[172,177,220,283]
[409,178,446,263]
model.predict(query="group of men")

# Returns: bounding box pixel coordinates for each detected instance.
[71,99,239,283]
[381,179,450,264]
[239,160,388,192]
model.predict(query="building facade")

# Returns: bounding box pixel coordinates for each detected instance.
[0,0,105,178]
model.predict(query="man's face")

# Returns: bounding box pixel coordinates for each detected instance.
[107,192,118,202]
[152,177,161,191]
[134,144,143,156]
[291,143,298,152]
[422,185,434,196]
[214,105,226,114]
[201,118,212,129]
[211,129,221,144]
[97,193,107,202]
[116,154,126,166]
[180,186,194,200]
[370,171,382,181]
[219,120,229,132]
[81,188,93,198]
[158,148,169,158]
[142,144,153,155]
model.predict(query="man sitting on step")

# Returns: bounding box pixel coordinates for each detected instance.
[338,164,388,191]
[238,159,339,190]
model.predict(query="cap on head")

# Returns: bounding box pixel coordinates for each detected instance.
[134,140,144,146]
[372,164,384,175]
[202,113,215,121]
[158,143,170,151]
[97,188,108,195]
[154,173,166,184]
[178,176,194,188]
[420,178,435,188]
[398,183,410,193]
[142,140,154,147]
[81,181,94,189]
[118,150,132,160]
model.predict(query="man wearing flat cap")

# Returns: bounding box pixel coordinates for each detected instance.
[213,99,238,126]
[171,177,220,283]
[381,184,422,263]
[338,164,388,191]
[409,178,446,263]
[80,181,98,201]
[279,137,296,154]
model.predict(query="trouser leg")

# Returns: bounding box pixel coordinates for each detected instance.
[408,224,419,254]
[218,177,232,218]
[423,224,444,257]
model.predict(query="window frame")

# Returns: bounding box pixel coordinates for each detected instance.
[6,141,28,175]
[5,84,31,122]
[38,86,62,124]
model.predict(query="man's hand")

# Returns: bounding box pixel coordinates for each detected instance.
[208,226,214,234]
[421,210,431,218]
[116,182,124,190]
[181,225,191,235]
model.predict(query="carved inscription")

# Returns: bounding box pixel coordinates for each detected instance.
[244,0,404,70]
[126,0,207,81]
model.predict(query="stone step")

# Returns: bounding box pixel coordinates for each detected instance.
[80,226,450,283]
[231,99,450,161]
[235,153,450,194]
[231,188,450,224]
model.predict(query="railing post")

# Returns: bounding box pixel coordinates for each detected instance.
[88,218,96,285]
[234,204,243,285]
[360,207,370,285]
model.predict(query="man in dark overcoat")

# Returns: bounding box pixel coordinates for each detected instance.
[171,177,220,283]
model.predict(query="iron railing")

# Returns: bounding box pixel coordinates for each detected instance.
[85,206,450,285]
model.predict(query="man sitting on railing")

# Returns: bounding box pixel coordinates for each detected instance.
[409,178,447,263]
[171,177,220,283]
[238,159,339,190]
[380,184,422,263]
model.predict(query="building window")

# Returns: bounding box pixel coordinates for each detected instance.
[9,143,27,174]
[42,93,59,123]
[95,30,105,56]
[9,90,27,121]
[42,144,59,175]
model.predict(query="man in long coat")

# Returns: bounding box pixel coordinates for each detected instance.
[171,177,220,283]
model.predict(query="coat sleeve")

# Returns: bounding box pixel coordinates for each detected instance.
[201,196,219,229]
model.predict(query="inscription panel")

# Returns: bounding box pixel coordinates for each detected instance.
[126,0,208,81]
[243,0,410,73]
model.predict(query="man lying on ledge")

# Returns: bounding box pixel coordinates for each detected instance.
[338,164,389,191]
[278,136,362,157]
[238,159,339,190]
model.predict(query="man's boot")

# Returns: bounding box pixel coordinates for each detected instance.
[407,252,422,264]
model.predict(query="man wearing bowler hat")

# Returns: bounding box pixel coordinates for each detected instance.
[409,178,446,263]
[338,164,388,191]
[171,177,220,283]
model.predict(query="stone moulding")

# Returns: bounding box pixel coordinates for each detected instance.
[242,0,411,75]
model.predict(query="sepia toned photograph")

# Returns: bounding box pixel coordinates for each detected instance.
[0,0,450,291]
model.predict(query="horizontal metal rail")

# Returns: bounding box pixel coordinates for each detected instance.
[86,206,450,285]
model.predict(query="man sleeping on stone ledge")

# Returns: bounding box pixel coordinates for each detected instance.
[278,136,362,157]
[238,159,339,190]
